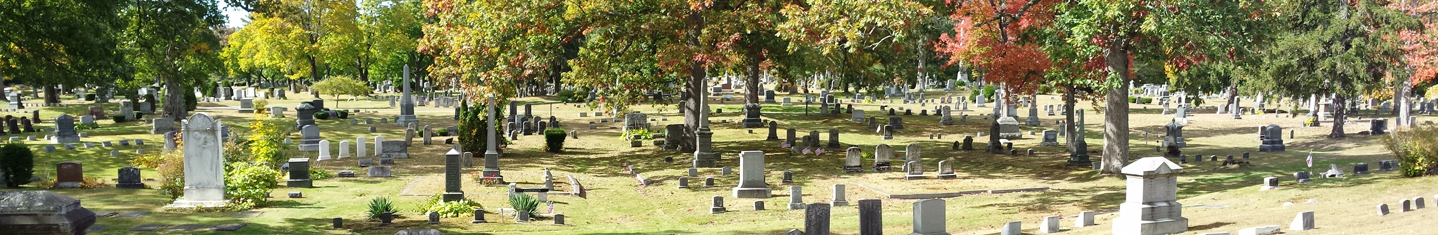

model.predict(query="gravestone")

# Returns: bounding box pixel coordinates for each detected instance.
[1040,130,1058,146]
[741,104,764,128]
[940,106,954,125]
[788,186,805,210]
[368,166,392,177]
[55,162,83,188]
[1026,104,1040,126]
[873,144,893,172]
[150,119,174,134]
[1113,157,1188,235]
[1164,121,1186,148]
[1067,111,1092,166]
[911,199,948,235]
[766,121,780,141]
[904,161,925,180]
[0,191,97,234]
[936,160,956,179]
[881,125,894,140]
[732,151,772,198]
[316,140,332,161]
[294,103,317,130]
[711,196,727,214]
[1290,211,1314,231]
[1040,215,1060,233]
[169,113,226,208]
[827,129,840,148]
[962,136,974,150]
[396,65,419,127]
[443,149,465,202]
[852,110,866,122]
[381,141,409,160]
[51,114,80,144]
[858,199,882,235]
[120,101,134,120]
[338,141,350,158]
[164,131,177,152]
[988,122,1005,154]
[1371,118,1387,135]
[804,203,831,235]
[1294,171,1311,183]
[356,137,367,158]
[1261,177,1279,190]
[844,147,863,173]
[117,167,145,189]
[238,99,254,113]
[1354,162,1370,175]
[287,158,312,188]
[997,116,1021,138]
[905,143,922,169]
[1259,125,1286,152]
[482,96,505,183]
[298,125,321,151]
[828,184,845,206]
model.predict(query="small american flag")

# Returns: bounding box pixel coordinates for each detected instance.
[781,141,791,148]
[814,148,825,156]
[802,147,812,154]
[1306,151,1313,168]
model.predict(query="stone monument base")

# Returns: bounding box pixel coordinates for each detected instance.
[1112,210,1188,235]
[741,118,764,128]
[1259,140,1285,152]
[937,172,956,179]
[443,192,465,202]
[732,187,772,198]
[287,179,312,188]
[117,182,145,189]
[298,144,319,151]
[396,115,418,127]
[693,152,718,168]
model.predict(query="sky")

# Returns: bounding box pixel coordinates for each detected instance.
[219,1,249,28]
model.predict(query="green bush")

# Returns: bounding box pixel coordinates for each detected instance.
[184,88,197,111]
[1382,124,1438,177]
[112,115,126,123]
[1142,98,1153,104]
[622,129,652,140]
[459,100,504,155]
[336,110,349,119]
[437,128,450,136]
[967,84,997,102]
[508,193,540,217]
[85,94,96,101]
[134,112,143,120]
[0,143,34,187]
[557,89,578,102]
[543,128,568,153]
[368,197,397,219]
[314,111,330,120]
[310,168,332,180]
[414,193,484,218]
[225,161,280,210]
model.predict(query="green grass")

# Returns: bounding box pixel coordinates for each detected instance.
[0,89,1432,234]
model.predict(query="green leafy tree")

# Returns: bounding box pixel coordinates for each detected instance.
[310,75,371,108]
[1050,0,1269,173]
[1254,0,1417,138]
[0,0,130,104]
[123,0,225,121]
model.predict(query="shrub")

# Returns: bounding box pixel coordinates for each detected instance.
[84,94,96,101]
[310,168,332,180]
[1303,117,1318,127]
[622,129,652,140]
[459,101,504,154]
[508,193,540,217]
[157,152,185,199]
[253,99,268,114]
[0,143,34,187]
[336,110,349,119]
[112,115,127,123]
[557,89,579,102]
[368,197,397,219]
[184,88,197,111]
[967,84,997,102]
[314,111,330,120]
[543,128,567,153]
[1142,98,1154,104]
[134,112,143,120]
[437,128,449,136]
[225,161,280,210]
[1382,124,1438,177]
[247,117,288,167]
[413,193,484,218]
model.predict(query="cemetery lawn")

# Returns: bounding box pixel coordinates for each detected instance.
[4,91,1435,234]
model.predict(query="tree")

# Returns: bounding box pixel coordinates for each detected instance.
[1256,0,1417,138]
[1050,0,1269,173]
[310,75,370,108]
[123,0,225,121]
[1390,0,1438,127]
[0,0,130,104]
[360,0,426,84]
[776,0,937,98]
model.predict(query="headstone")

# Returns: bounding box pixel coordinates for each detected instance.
[238,99,254,113]
[910,199,947,235]
[117,167,145,189]
[396,65,419,127]
[150,119,174,134]
[804,203,831,235]
[169,113,226,208]
[1294,171,1311,183]
[936,160,956,179]
[873,144,893,172]
[1259,125,1285,152]
[1076,211,1096,228]
[368,166,392,177]
[1113,157,1188,235]
[1289,211,1313,231]
[1261,177,1279,190]
[1040,215,1061,233]
[844,147,863,173]
[316,140,332,161]
[831,184,848,207]
[381,140,409,160]
[711,195,727,214]
[287,158,312,187]
[732,151,772,198]
[443,149,465,202]
[787,186,806,210]
[50,114,80,144]
[298,125,321,151]
[766,121,780,141]
[904,161,925,180]
[55,162,83,188]
[338,141,350,158]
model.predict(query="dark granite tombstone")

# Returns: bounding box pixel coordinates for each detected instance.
[117,167,145,189]
[55,162,83,188]
[858,199,882,235]
[804,203,830,235]
[287,158,312,187]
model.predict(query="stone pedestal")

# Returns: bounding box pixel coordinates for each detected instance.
[731,151,772,198]
[1112,157,1188,235]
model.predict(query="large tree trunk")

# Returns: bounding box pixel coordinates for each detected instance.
[1101,46,1131,174]
[1330,94,1347,138]
[743,45,762,104]
[679,10,706,153]
[1225,84,1239,112]
[1065,84,1077,152]
[43,85,60,104]
[162,75,186,121]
